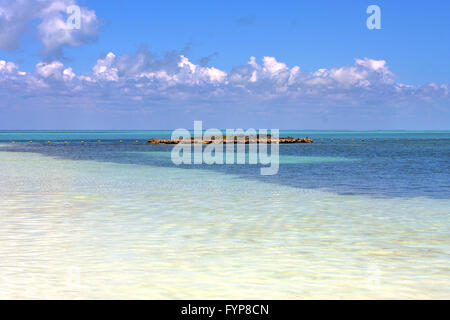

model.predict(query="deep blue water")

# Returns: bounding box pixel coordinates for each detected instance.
[1,130,449,199]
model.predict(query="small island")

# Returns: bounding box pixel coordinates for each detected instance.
[146,135,313,144]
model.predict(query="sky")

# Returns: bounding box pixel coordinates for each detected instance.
[0,0,449,130]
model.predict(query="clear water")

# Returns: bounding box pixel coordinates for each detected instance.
[0,131,449,299]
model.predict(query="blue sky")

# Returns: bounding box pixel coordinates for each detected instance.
[0,0,449,129]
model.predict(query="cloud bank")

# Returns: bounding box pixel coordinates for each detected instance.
[1,49,447,105]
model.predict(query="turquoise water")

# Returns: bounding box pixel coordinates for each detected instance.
[1,129,448,141]
[0,131,449,298]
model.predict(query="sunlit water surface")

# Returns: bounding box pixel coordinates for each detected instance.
[0,131,449,299]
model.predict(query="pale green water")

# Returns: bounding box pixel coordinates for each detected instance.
[0,140,449,299]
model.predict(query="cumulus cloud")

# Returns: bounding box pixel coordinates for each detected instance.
[92,52,119,81]
[0,59,20,74]
[0,0,100,55]
[35,60,75,82]
[0,52,448,126]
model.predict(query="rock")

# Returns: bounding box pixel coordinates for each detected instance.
[146,138,178,144]
[146,135,313,144]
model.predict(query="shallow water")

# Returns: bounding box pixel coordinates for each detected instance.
[0,131,449,299]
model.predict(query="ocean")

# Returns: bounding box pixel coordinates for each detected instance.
[0,130,449,298]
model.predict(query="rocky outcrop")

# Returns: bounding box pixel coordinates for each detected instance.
[146,138,179,145]
[146,135,313,144]
[278,136,313,144]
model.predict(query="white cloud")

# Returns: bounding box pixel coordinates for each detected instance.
[0,0,100,55]
[36,61,64,78]
[0,59,19,74]
[177,55,227,84]
[92,52,119,81]
[356,58,387,71]
[0,53,448,116]
[62,67,75,80]
[262,56,288,74]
